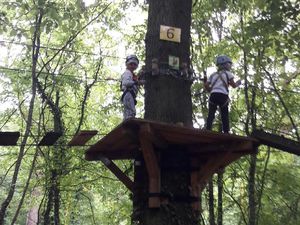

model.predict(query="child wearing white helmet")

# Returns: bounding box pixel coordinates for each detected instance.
[204,55,241,133]
[121,55,145,120]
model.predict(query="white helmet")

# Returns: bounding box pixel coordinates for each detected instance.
[216,55,232,66]
[126,55,139,66]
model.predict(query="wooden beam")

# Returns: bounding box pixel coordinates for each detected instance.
[95,155,134,192]
[252,130,300,156]
[0,132,20,146]
[38,132,61,146]
[188,141,256,154]
[145,129,168,149]
[197,151,243,192]
[68,130,98,146]
[139,123,161,208]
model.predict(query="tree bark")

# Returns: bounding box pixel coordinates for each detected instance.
[217,171,223,225]
[208,178,216,225]
[0,9,42,225]
[132,0,198,224]
[144,0,193,126]
[248,154,256,225]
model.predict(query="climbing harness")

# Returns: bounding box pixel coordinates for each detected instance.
[210,71,230,92]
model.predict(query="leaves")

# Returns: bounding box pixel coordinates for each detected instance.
[0,0,300,224]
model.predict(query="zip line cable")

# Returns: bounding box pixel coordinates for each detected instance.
[0,66,120,84]
[1,40,300,92]
[239,83,300,95]
[1,66,300,94]
[0,39,124,59]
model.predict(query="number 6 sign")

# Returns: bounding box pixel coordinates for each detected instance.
[160,25,181,43]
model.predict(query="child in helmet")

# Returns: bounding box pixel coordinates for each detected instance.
[204,55,241,133]
[121,55,145,120]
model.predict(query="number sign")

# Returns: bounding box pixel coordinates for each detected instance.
[160,25,181,43]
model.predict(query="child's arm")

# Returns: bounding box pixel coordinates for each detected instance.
[203,75,211,92]
[229,78,241,88]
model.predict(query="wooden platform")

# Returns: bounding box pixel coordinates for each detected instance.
[0,132,20,146]
[85,119,259,209]
[85,118,259,162]
[68,130,98,146]
[38,132,62,146]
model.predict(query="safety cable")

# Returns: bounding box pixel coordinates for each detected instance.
[0,40,123,59]
[0,66,119,83]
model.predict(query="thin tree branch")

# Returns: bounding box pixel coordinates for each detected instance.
[262,67,300,140]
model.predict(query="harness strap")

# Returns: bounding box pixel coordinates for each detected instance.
[121,90,137,105]
[121,89,136,100]
[210,71,229,92]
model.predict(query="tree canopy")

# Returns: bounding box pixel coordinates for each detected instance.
[0,0,299,224]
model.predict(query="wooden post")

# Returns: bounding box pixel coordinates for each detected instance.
[99,156,134,192]
[139,124,161,208]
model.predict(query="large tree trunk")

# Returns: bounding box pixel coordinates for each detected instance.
[144,0,193,126]
[132,1,198,225]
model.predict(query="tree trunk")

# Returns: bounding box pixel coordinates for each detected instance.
[144,0,193,126]
[26,207,39,225]
[217,171,223,225]
[0,9,42,225]
[132,1,198,225]
[208,178,216,225]
[248,154,256,225]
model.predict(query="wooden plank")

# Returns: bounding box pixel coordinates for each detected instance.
[38,132,61,146]
[139,123,161,208]
[252,130,300,156]
[188,141,256,155]
[85,143,139,160]
[85,118,258,162]
[68,130,98,146]
[0,132,20,146]
[197,151,242,192]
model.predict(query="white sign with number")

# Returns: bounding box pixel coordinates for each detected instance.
[160,25,181,43]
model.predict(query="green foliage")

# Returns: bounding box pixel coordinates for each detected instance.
[0,0,300,224]
[192,0,300,224]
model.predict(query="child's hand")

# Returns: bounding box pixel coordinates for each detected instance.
[236,79,242,86]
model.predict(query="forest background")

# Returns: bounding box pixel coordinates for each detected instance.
[0,0,299,224]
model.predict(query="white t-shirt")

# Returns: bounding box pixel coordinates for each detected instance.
[208,70,234,95]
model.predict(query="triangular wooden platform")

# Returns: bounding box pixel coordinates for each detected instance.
[85,119,259,209]
[85,118,258,161]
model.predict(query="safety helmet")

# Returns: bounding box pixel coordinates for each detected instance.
[126,55,139,66]
[215,55,232,66]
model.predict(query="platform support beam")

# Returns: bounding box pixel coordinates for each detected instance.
[198,151,246,192]
[139,124,161,208]
[97,156,134,192]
